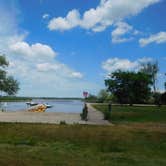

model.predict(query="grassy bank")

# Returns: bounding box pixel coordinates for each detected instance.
[93,104,166,124]
[0,96,82,102]
[0,96,32,102]
[0,123,166,166]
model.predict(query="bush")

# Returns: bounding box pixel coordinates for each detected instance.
[161,92,166,104]
[59,121,67,125]
[80,104,88,121]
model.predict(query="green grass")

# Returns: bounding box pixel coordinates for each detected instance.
[0,105,165,165]
[0,123,166,166]
[93,104,166,124]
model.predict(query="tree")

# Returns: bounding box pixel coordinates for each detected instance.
[164,73,166,91]
[140,61,159,92]
[85,94,98,102]
[97,89,111,103]
[0,55,19,95]
[105,70,152,105]
[161,92,166,104]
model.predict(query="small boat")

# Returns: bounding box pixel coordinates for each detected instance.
[26,102,38,106]
[28,104,47,112]
[44,104,53,108]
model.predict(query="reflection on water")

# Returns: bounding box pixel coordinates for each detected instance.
[0,100,84,113]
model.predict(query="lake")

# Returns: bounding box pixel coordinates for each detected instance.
[0,99,84,113]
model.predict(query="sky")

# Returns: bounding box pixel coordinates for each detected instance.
[0,0,166,97]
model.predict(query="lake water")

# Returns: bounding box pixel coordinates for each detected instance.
[0,99,84,113]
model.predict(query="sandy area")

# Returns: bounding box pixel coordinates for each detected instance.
[0,104,110,125]
[0,111,86,124]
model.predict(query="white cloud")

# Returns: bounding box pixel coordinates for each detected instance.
[48,9,80,31]
[42,13,50,19]
[111,22,134,43]
[36,62,83,79]
[36,63,61,72]
[137,57,153,64]
[102,58,137,73]
[10,42,56,61]
[102,57,153,73]
[139,32,166,47]
[48,0,160,32]
[0,4,98,97]
[7,40,86,96]
[70,72,83,79]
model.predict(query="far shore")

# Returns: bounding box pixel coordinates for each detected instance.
[0,96,83,102]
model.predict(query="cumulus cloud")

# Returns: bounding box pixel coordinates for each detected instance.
[102,57,153,73]
[48,0,160,32]
[36,63,61,72]
[7,40,87,96]
[102,58,137,73]
[111,22,135,43]
[10,42,56,61]
[139,32,166,47]
[48,9,80,31]
[0,3,94,97]
[36,62,83,79]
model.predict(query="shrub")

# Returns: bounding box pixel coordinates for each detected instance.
[161,92,166,104]
[59,121,67,125]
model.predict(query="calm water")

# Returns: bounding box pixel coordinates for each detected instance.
[0,99,84,113]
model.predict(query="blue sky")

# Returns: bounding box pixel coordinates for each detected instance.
[0,0,166,97]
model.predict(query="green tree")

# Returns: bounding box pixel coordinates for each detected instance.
[97,89,110,103]
[161,92,166,104]
[105,70,152,105]
[164,73,166,91]
[140,61,159,92]
[0,55,19,95]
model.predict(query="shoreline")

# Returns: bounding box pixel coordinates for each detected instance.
[0,103,110,125]
[0,111,85,124]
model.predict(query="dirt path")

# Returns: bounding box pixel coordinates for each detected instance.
[86,103,110,125]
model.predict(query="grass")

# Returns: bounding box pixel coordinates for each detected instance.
[0,105,165,165]
[93,104,166,124]
[0,123,166,166]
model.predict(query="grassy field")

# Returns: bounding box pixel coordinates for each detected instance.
[0,123,166,166]
[93,104,166,124]
[0,105,166,165]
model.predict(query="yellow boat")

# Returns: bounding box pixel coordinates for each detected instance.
[28,104,47,112]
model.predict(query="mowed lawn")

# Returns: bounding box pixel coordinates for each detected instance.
[0,122,166,166]
[93,104,166,124]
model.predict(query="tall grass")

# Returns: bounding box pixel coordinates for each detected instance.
[0,123,165,166]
